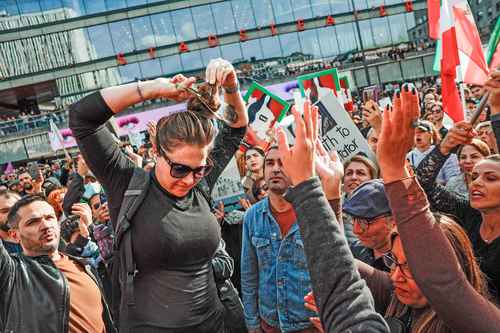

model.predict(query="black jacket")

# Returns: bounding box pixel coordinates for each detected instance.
[0,243,116,333]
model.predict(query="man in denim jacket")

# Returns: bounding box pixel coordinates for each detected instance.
[241,147,318,333]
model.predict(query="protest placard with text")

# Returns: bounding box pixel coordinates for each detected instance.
[242,82,290,151]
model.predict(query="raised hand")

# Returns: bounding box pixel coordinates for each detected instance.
[276,101,319,186]
[377,84,420,183]
[315,140,344,200]
[96,202,110,223]
[151,74,196,102]
[72,203,93,238]
[484,69,500,114]
[439,121,476,155]
[362,100,383,133]
[72,203,93,228]
[205,58,238,89]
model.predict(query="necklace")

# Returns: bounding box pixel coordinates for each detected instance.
[480,225,500,244]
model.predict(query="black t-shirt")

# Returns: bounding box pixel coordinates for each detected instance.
[129,174,221,327]
[69,92,246,329]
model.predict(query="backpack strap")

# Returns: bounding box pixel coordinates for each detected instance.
[113,168,150,332]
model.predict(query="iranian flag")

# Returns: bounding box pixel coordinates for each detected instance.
[486,17,500,69]
[428,0,441,40]
[339,76,354,112]
[438,0,489,122]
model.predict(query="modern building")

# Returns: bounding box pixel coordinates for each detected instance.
[0,0,436,163]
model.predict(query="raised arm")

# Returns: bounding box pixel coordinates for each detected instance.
[485,70,500,152]
[416,123,477,223]
[69,75,197,225]
[278,102,389,333]
[204,59,248,192]
[385,177,500,333]
[377,84,500,333]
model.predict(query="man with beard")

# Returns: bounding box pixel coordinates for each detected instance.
[241,147,319,333]
[0,190,22,254]
[0,195,115,332]
[18,170,44,196]
[343,179,396,271]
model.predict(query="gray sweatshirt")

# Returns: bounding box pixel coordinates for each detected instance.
[285,177,389,333]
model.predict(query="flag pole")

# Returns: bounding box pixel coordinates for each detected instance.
[469,91,490,126]
[456,67,467,118]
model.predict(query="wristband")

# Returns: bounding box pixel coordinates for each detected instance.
[137,80,145,101]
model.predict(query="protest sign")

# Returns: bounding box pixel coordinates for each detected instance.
[294,77,375,161]
[242,82,290,151]
[298,68,342,136]
[318,94,375,161]
[212,157,246,212]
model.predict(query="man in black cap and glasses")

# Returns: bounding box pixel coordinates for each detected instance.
[343,179,397,271]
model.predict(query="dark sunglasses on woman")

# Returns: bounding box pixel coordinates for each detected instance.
[163,154,213,179]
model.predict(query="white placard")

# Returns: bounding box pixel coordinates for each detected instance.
[318,94,375,161]
[212,157,246,212]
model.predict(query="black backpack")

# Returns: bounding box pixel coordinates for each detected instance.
[110,168,245,333]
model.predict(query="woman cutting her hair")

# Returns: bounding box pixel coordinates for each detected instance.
[69,58,248,332]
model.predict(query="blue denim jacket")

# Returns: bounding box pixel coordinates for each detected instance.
[241,198,315,332]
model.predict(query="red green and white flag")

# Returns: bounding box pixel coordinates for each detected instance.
[486,17,500,69]
[436,0,489,122]
[339,75,354,112]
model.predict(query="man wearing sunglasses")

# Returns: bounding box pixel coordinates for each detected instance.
[343,179,397,271]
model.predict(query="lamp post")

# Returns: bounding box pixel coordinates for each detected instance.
[350,0,371,86]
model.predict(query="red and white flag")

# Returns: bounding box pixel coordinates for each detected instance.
[438,0,488,122]
[427,0,441,40]
[453,4,489,85]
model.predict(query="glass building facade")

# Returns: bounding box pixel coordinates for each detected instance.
[0,0,424,107]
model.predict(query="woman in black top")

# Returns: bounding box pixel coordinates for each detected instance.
[415,104,500,303]
[69,58,248,332]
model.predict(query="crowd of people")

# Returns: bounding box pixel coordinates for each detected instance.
[1,57,500,333]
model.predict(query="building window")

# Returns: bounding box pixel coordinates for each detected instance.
[211,2,237,35]
[191,5,216,38]
[231,0,256,30]
[171,8,196,42]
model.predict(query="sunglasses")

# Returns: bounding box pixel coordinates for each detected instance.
[383,252,413,279]
[93,202,101,210]
[161,153,213,179]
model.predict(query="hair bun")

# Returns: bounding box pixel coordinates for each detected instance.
[186,83,221,119]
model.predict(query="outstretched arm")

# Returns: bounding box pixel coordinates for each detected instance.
[278,101,389,333]
[377,83,500,333]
